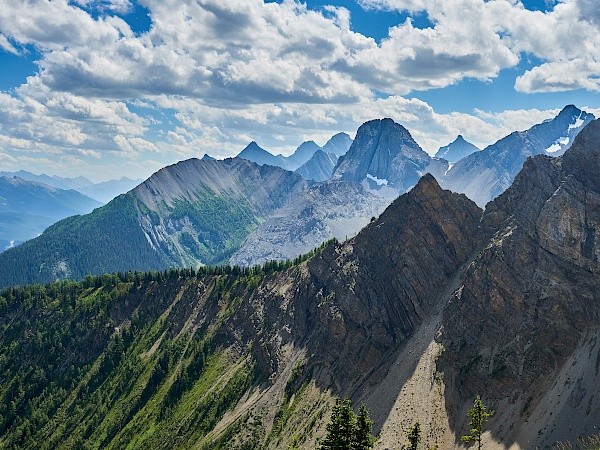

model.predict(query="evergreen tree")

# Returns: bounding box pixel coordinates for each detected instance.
[318,398,376,450]
[319,397,356,449]
[461,396,494,450]
[355,404,376,450]
[403,421,421,450]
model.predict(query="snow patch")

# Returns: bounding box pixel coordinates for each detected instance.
[545,143,562,154]
[444,162,455,176]
[568,111,584,132]
[545,136,570,153]
[367,173,388,186]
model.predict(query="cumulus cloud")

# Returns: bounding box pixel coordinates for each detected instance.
[0,0,598,180]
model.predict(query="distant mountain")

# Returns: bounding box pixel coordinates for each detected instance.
[0,171,144,204]
[332,118,448,193]
[237,133,352,172]
[236,141,290,169]
[77,177,143,204]
[0,170,94,190]
[229,180,388,266]
[0,176,102,251]
[294,149,338,181]
[434,135,480,162]
[0,158,310,287]
[322,132,353,156]
[285,140,321,170]
[201,153,215,160]
[441,105,595,207]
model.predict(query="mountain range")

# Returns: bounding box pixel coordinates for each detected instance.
[0,170,142,204]
[1,117,599,449]
[236,132,352,172]
[440,104,595,206]
[0,176,102,251]
[0,105,594,286]
[0,158,311,287]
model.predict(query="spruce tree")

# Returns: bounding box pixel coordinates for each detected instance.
[319,397,356,449]
[355,404,376,450]
[461,396,494,450]
[318,398,376,450]
[404,421,421,450]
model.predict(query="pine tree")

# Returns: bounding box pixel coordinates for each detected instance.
[461,396,494,450]
[319,397,356,450]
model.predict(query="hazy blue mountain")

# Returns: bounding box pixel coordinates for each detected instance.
[294,149,338,181]
[441,105,595,207]
[285,140,321,170]
[434,135,480,162]
[236,141,290,169]
[0,170,94,190]
[0,176,102,251]
[237,133,352,171]
[77,177,143,204]
[201,153,216,160]
[322,132,353,156]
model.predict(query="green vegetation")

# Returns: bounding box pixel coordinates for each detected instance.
[461,396,494,450]
[0,236,339,449]
[318,397,376,450]
[403,422,422,450]
[0,193,166,288]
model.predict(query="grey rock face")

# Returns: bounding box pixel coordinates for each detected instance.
[295,150,338,181]
[439,118,600,447]
[229,180,388,266]
[332,118,447,194]
[322,132,353,157]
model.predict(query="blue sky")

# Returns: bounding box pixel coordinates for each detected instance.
[1,0,599,181]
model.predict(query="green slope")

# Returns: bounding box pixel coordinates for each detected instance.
[0,194,166,288]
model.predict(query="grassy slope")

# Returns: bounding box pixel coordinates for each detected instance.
[0,265,329,450]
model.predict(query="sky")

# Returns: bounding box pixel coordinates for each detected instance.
[1,0,600,182]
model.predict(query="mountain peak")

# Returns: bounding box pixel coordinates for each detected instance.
[322,132,353,157]
[434,135,480,163]
[332,117,429,191]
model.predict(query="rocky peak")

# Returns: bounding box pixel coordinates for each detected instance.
[286,140,321,170]
[236,141,289,169]
[434,134,480,162]
[331,118,431,192]
[322,132,353,156]
[439,117,600,447]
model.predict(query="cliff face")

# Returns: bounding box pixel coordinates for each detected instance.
[332,118,443,192]
[438,119,600,448]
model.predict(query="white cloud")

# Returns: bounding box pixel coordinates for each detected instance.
[0,0,598,180]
